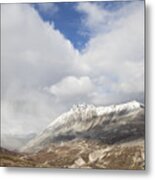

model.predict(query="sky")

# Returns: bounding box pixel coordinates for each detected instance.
[32,1,132,50]
[1,1,144,135]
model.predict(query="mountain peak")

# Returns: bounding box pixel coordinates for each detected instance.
[21,101,144,153]
[127,100,144,107]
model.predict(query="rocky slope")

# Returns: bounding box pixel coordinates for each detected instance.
[31,138,145,169]
[0,139,144,169]
[1,101,145,169]
[21,101,144,153]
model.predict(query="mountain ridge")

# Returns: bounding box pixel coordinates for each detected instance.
[21,101,144,153]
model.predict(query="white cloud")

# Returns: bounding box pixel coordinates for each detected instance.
[35,3,58,16]
[78,1,144,102]
[77,1,144,36]
[46,76,95,100]
[1,4,80,90]
[1,2,144,136]
[1,4,80,135]
[77,2,109,33]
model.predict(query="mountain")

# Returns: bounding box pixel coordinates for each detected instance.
[21,101,144,153]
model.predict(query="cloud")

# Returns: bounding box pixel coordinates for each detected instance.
[1,4,80,135]
[76,1,144,36]
[1,2,144,136]
[77,2,108,33]
[34,3,59,17]
[46,76,95,100]
[1,4,83,95]
[77,1,144,103]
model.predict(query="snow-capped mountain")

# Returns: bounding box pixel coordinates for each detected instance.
[21,101,144,153]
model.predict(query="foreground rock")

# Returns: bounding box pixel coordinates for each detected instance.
[0,139,144,169]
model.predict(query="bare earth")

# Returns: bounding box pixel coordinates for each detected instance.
[0,138,144,169]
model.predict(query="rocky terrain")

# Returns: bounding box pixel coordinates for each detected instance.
[0,139,144,169]
[0,101,145,169]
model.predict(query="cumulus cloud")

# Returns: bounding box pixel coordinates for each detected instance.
[46,76,95,100]
[1,4,80,135]
[1,4,79,90]
[77,1,144,103]
[1,1,144,135]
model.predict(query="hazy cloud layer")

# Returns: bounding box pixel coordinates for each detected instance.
[1,2,144,135]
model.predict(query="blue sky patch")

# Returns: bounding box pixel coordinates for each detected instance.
[32,1,134,51]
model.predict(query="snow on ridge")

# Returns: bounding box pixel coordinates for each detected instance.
[21,100,144,152]
[96,100,143,116]
[47,101,143,129]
